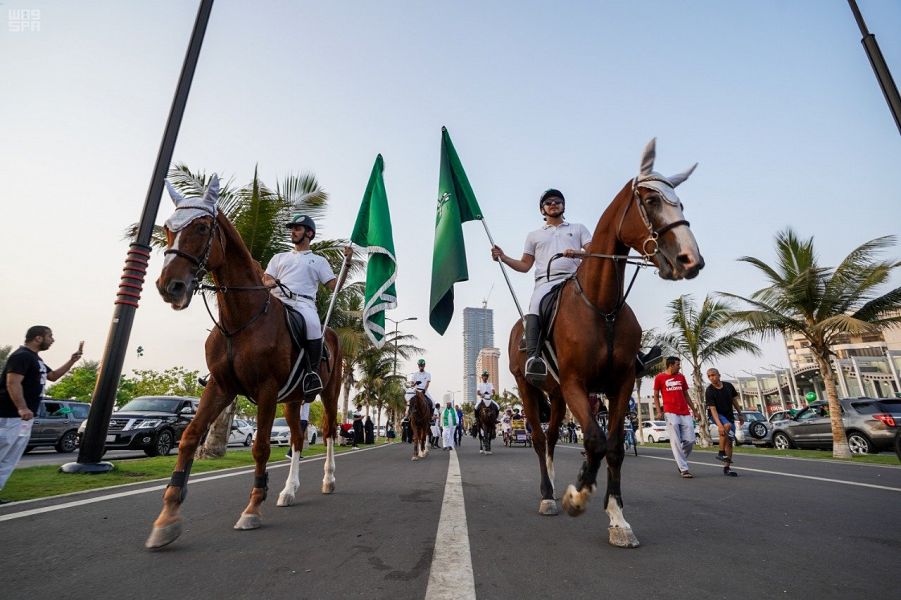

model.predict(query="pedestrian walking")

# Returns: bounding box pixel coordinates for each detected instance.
[705,368,744,477]
[364,415,374,445]
[454,404,464,446]
[441,399,458,450]
[0,326,82,501]
[352,405,364,448]
[653,356,697,478]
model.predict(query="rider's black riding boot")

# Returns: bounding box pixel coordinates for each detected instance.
[524,315,547,385]
[636,345,663,377]
[302,337,324,401]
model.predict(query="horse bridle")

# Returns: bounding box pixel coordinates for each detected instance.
[163,211,276,338]
[619,175,690,259]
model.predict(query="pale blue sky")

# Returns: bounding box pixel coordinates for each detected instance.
[1,1,899,400]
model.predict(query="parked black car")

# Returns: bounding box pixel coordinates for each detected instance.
[77,395,199,457]
[26,398,90,453]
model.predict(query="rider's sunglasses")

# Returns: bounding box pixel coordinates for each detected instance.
[542,199,564,206]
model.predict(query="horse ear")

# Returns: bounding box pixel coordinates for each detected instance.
[668,163,698,188]
[203,174,220,209]
[639,138,656,175]
[165,180,186,207]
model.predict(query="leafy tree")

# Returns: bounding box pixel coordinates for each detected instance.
[123,367,203,400]
[661,295,760,446]
[0,345,12,374]
[721,229,901,458]
[46,361,99,402]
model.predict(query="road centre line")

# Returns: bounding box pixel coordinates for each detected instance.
[0,443,388,523]
[425,449,476,600]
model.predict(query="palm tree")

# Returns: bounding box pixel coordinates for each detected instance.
[721,229,901,458]
[662,294,761,447]
[140,164,361,458]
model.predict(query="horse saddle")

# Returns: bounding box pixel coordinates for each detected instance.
[275,305,329,403]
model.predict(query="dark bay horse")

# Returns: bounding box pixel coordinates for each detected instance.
[507,140,703,548]
[475,402,499,455]
[408,389,431,460]
[146,176,343,549]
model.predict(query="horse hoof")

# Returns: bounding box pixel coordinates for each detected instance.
[276,492,295,507]
[486,451,492,455]
[412,456,419,461]
[479,449,484,454]
[609,526,640,548]
[145,520,182,549]
[539,499,558,516]
[234,513,262,530]
[562,484,589,517]
[321,481,335,494]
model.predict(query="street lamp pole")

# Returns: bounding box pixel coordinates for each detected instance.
[386,316,418,379]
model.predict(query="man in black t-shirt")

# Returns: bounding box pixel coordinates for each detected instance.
[0,326,82,498]
[705,368,744,477]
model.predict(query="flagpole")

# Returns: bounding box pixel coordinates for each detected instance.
[323,253,351,329]
[479,219,525,321]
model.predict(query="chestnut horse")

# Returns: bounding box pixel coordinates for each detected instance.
[475,402,499,455]
[146,176,343,549]
[408,389,431,460]
[508,140,703,548]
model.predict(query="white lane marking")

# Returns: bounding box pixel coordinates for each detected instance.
[425,449,476,600]
[0,443,389,522]
[640,454,901,492]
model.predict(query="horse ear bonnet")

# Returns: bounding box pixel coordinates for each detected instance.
[164,174,219,232]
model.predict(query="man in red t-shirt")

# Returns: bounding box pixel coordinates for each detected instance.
[653,357,696,478]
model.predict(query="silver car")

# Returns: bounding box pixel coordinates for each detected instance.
[770,398,901,454]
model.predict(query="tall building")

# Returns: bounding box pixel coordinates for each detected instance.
[462,305,494,404]
[476,348,501,396]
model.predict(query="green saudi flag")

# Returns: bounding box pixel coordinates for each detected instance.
[350,154,397,348]
[429,127,483,335]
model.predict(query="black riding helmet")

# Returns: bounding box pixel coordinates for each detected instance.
[539,189,565,216]
[286,214,316,239]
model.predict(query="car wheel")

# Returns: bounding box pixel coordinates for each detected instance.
[55,430,78,453]
[749,421,768,440]
[847,432,874,455]
[648,435,655,443]
[773,432,793,450]
[145,429,174,457]
[244,433,253,447]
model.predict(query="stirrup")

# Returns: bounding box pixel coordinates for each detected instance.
[302,372,323,401]
[525,356,548,384]
[636,346,663,376]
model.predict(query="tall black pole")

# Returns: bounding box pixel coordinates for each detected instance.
[62,0,215,474]
[848,0,901,136]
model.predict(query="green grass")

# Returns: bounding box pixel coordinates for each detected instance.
[1,441,391,503]
[557,440,900,465]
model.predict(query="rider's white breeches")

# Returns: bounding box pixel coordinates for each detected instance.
[283,299,322,339]
[528,278,567,315]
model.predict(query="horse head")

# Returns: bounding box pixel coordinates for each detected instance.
[617,139,704,281]
[156,175,223,310]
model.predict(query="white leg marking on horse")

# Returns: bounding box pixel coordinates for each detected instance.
[277,445,302,506]
[545,452,555,496]
[321,438,335,494]
[561,483,595,517]
[606,496,640,548]
[424,448,476,600]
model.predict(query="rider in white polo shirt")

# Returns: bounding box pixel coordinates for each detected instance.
[263,214,351,399]
[491,189,661,385]
[476,371,499,410]
[405,358,434,418]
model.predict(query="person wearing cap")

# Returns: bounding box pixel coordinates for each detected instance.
[490,189,661,385]
[476,371,499,410]
[262,214,352,399]
[405,358,433,418]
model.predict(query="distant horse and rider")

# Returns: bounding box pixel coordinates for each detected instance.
[474,401,499,455]
[407,388,432,461]
[496,139,704,548]
[147,176,349,549]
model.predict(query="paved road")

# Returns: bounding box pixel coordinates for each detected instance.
[1,440,899,600]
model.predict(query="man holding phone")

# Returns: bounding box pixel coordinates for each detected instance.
[0,326,83,501]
